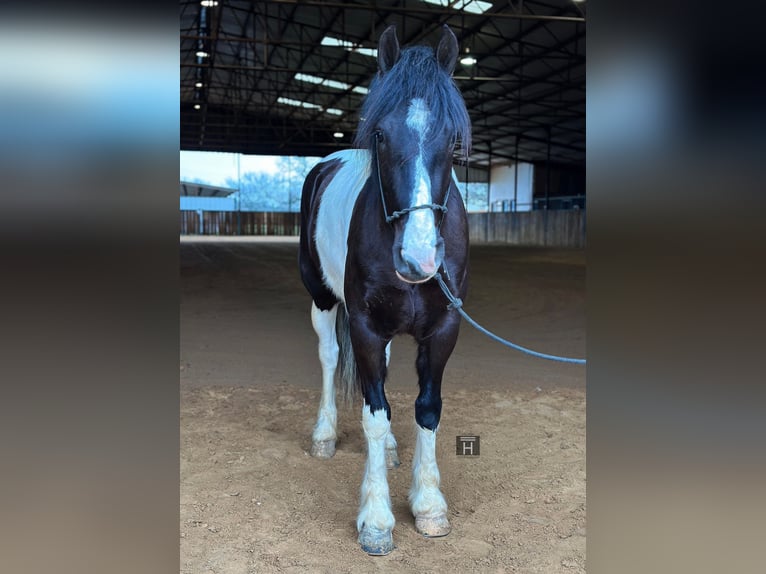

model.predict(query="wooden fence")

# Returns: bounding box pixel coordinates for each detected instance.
[181,209,585,247]
[180,211,300,236]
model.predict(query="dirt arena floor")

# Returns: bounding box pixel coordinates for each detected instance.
[180,237,586,573]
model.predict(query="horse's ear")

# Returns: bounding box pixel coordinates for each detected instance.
[378,24,400,74]
[436,25,459,75]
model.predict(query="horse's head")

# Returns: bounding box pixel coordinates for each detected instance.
[359,25,471,284]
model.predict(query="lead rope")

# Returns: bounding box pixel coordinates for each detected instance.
[433,272,587,365]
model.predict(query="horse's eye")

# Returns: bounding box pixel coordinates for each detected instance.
[375,130,385,143]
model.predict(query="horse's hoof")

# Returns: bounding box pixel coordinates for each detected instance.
[385,447,400,469]
[415,514,451,538]
[310,440,336,459]
[358,525,394,556]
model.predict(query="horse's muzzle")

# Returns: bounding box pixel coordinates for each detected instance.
[393,237,444,284]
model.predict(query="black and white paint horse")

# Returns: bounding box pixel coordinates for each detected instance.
[299,25,471,555]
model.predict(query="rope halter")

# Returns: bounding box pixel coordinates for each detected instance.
[372,130,450,226]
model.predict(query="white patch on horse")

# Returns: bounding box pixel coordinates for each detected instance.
[406,97,430,133]
[357,405,396,532]
[314,149,371,302]
[310,302,339,446]
[402,99,438,275]
[409,424,448,519]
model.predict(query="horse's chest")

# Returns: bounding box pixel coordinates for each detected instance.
[363,288,425,335]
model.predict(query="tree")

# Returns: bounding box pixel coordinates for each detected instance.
[226,155,320,212]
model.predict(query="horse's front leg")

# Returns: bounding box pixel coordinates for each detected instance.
[410,317,460,538]
[351,319,396,555]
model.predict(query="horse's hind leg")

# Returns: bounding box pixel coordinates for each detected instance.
[409,319,460,538]
[385,430,400,469]
[310,302,339,458]
[383,341,400,469]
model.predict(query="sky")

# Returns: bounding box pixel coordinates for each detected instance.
[180,151,281,188]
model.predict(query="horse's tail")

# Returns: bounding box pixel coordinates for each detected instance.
[335,303,359,406]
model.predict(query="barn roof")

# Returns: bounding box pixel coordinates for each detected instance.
[180,1,585,172]
[180,181,239,197]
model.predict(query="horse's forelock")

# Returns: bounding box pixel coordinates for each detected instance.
[353,46,471,157]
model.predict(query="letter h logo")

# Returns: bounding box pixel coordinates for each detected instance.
[456,435,480,456]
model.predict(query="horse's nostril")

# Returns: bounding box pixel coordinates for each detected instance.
[399,250,420,273]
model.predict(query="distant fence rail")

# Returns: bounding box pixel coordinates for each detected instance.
[181,209,585,247]
[490,195,586,212]
[467,210,585,247]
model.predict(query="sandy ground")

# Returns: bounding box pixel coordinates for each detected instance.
[180,237,586,573]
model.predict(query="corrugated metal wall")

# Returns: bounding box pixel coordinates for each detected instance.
[467,210,585,247]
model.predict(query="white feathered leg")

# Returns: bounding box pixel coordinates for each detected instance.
[310,303,339,458]
[382,342,400,469]
[409,424,450,537]
[357,405,395,555]
[385,430,400,469]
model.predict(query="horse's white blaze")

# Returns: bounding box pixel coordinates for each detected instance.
[406,98,429,131]
[357,405,395,532]
[314,149,371,301]
[402,98,437,275]
[409,424,448,518]
[310,302,339,443]
[402,156,437,271]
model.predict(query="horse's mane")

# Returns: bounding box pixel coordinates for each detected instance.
[353,45,472,158]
